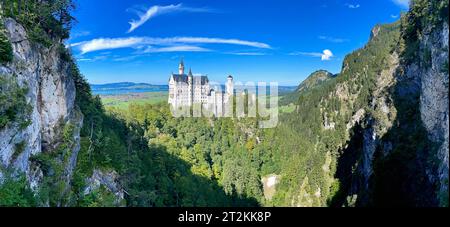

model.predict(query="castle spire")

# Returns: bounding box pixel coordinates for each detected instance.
[188,68,193,76]
[179,58,185,74]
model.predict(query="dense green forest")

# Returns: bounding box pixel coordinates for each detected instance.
[0,0,448,207]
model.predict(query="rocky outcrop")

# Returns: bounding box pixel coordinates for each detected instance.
[297,70,334,93]
[83,169,125,206]
[0,18,82,193]
[261,174,280,201]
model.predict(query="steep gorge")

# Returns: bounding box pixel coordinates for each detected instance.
[279,0,449,207]
[0,0,448,207]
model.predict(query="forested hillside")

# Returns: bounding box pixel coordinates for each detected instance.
[0,0,448,207]
[270,0,448,207]
[280,70,335,106]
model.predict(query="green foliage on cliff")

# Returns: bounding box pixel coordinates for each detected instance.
[30,122,77,206]
[12,140,26,160]
[0,0,75,47]
[0,172,37,207]
[0,75,31,129]
[0,24,13,63]
[400,0,449,62]
[78,185,117,207]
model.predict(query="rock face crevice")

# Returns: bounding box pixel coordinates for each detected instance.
[0,18,82,192]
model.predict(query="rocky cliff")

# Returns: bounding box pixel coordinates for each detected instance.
[328,1,449,206]
[410,19,449,206]
[0,18,82,191]
[0,17,125,206]
[282,0,449,207]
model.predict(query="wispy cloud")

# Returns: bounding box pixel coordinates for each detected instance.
[75,55,108,62]
[290,52,320,57]
[391,0,410,9]
[113,55,139,62]
[168,37,271,49]
[76,58,92,62]
[71,37,144,54]
[127,4,214,33]
[228,52,267,56]
[318,36,349,43]
[290,49,333,61]
[70,30,91,39]
[345,3,360,9]
[142,45,211,53]
[391,14,399,18]
[71,36,271,54]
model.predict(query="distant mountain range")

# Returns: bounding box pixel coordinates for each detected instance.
[90,82,296,95]
[90,82,169,95]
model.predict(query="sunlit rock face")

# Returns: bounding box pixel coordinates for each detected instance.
[0,18,81,191]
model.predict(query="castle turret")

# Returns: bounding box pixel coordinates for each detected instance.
[226,75,234,96]
[179,59,185,74]
[188,68,193,84]
[187,67,193,105]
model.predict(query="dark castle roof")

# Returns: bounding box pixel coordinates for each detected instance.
[193,76,209,85]
[171,74,209,85]
[171,74,189,83]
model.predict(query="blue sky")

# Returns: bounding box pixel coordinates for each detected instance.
[69,0,410,85]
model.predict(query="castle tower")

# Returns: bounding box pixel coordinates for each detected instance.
[179,59,185,74]
[226,75,234,96]
[188,68,193,105]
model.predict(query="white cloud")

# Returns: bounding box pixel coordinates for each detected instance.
[318,36,349,43]
[127,4,213,33]
[290,49,333,61]
[391,14,399,18]
[346,3,360,9]
[321,49,333,61]
[142,45,210,53]
[71,36,271,54]
[71,37,145,54]
[166,37,271,49]
[391,0,410,9]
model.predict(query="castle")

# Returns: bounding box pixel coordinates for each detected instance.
[168,60,234,116]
